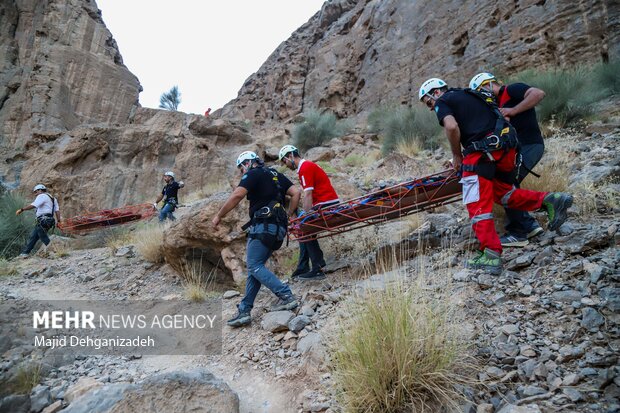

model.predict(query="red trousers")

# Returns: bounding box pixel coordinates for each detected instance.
[461,148,547,254]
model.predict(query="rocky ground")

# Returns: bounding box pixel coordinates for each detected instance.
[0,127,618,413]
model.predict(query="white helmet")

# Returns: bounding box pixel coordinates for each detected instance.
[33,184,46,192]
[469,73,496,90]
[236,151,258,167]
[278,145,298,161]
[418,78,447,101]
[164,171,175,178]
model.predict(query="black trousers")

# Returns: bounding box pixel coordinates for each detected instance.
[295,200,339,272]
[296,239,326,272]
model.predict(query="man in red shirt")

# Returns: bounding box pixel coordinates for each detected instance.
[279,145,340,281]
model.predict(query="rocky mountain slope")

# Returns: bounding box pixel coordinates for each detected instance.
[0,0,619,412]
[0,128,618,413]
[220,0,619,123]
[2,0,618,211]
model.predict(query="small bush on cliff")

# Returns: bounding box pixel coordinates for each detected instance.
[369,105,441,156]
[0,193,35,258]
[508,62,620,128]
[592,60,620,96]
[514,67,597,127]
[292,109,352,151]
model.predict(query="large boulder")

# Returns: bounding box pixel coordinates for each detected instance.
[62,369,238,413]
[162,194,248,285]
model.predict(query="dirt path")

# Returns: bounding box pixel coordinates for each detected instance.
[0,247,316,413]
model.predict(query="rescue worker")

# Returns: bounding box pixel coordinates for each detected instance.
[279,145,340,281]
[15,184,61,258]
[470,73,546,247]
[212,151,301,327]
[418,78,573,274]
[154,171,184,222]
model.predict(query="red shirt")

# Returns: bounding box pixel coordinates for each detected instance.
[297,159,339,206]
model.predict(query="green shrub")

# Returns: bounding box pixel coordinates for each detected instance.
[316,161,337,174]
[0,193,35,258]
[343,154,370,167]
[508,66,604,127]
[593,60,620,96]
[332,282,469,412]
[292,109,352,151]
[369,105,441,155]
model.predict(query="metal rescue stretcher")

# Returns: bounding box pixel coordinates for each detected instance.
[288,170,462,242]
[57,203,157,235]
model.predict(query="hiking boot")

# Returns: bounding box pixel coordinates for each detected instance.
[270,296,299,312]
[291,267,309,279]
[526,226,544,239]
[19,253,29,259]
[500,233,528,248]
[465,249,502,275]
[542,193,573,231]
[296,269,326,281]
[227,311,251,327]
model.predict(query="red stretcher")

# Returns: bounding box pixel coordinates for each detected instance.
[288,170,462,241]
[57,203,157,235]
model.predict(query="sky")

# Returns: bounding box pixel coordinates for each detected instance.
[97,0,325,115]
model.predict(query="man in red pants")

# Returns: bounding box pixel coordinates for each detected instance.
[418,78,573,274]
[470,72,546,247]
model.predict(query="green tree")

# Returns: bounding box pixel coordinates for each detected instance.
[159,85,181,111]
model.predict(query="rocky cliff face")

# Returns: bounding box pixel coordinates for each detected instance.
[220,0,619,123]
[0,0,261,215]
[0,0,141,189]
[9,109,255,216]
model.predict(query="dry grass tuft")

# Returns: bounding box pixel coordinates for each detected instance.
[104,227,135,250]
[520,140,571,193]
[184,181,230,203]
[0,258,18,276]
[179,260,216,302]
[10,362,42,395]
[280,249,300,280]
[343,154,371,168]
[395,138,423,158]
[332,276,472,413]
[317,161,338,174]
[520,137,619,216]
[47,242,70,258]
[398,214,423,237]
[571,179,620,215]
[329,232,476,413]
[134,223,167,263]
